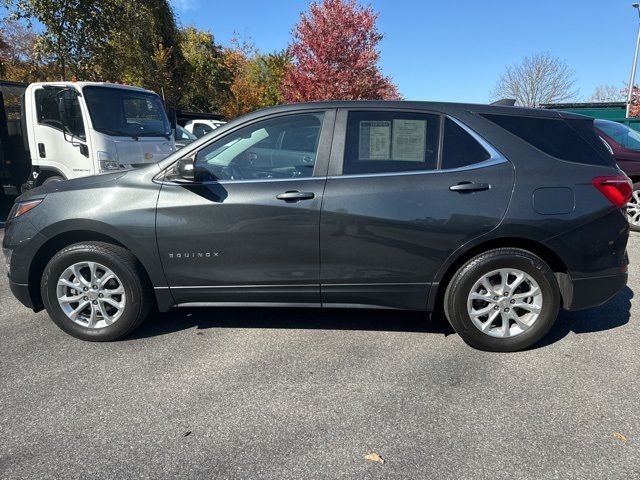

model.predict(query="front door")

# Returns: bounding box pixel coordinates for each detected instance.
[156,110,335,305]
[30,86,93,179]
[320,109,515,310]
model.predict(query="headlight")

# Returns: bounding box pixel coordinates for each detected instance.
[9,199,43,219]
[99,160,121,171]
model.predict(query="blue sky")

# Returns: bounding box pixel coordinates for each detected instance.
[171,0,638,103]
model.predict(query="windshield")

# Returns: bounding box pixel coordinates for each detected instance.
[83,86,170,138]
[595,120,640,151]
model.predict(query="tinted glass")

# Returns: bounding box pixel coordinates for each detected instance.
[481,113,613,166]
[596,120,640,150]
[441,118,490,169]
[84,86,170,138]
[193,123,213,138]
[343,111,440,174]
[194,113,323,182]
[35,88,85,139]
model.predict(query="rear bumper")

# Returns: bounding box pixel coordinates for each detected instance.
[563,272,628,311]
[9,278,37,310]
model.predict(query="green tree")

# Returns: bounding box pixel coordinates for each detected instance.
[4,0,118,79]
[178,26,230,112]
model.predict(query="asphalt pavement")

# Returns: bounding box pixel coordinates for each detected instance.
[0,221,638,479]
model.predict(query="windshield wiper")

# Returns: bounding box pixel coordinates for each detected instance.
[96,128,140,139]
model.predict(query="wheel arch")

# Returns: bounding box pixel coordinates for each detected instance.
[428,236,569,313]
[27,229,171,312]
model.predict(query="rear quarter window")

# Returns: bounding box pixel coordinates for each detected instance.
[480,113,614,166]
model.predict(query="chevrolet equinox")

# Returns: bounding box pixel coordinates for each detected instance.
[3,101,631,351]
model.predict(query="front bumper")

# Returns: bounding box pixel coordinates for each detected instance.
[8,278,35,310]
[564,272,628,311]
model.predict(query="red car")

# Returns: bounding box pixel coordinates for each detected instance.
[594,119,640,231]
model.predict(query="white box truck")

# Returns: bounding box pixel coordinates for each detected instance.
[1,81,175,197]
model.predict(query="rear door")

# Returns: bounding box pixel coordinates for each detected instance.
[320,109,515,310]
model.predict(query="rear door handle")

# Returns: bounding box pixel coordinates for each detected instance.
[276,191,315,201]
[449,182,490,192]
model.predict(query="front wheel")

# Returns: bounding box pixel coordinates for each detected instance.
[444,248,561,352]
[626,182,640,232]
[41,242,153,341]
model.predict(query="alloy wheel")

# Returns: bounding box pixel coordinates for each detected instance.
[56,261,126,329]
[466,268,543,338]
[627,190,640,227]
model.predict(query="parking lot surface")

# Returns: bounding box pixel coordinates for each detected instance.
[1,223,639,479]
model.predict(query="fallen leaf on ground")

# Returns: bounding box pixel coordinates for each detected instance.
[364,452,384,464]
[183,431,192,437]
[612,432,627,443]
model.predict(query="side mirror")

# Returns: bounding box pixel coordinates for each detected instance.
[166,106,177,131]
[57,95,69,131]
[175,157,195,181]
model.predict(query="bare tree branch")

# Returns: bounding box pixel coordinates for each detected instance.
[588,84,625,102]
[490,53,578,107]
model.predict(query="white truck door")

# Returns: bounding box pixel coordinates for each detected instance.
[29,86,94,180]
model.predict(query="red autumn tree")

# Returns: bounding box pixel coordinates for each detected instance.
[282,0,400,102]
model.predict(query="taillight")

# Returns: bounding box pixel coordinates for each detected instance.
[592,176,633,207]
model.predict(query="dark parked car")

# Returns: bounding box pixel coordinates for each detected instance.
[3,101,631,351]
[594,119,640,231]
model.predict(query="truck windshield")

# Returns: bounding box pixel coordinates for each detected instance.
[83,86,170,138]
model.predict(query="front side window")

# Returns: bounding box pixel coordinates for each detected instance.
[194,112,324,182]
[343,111,440,175]
[84,86,170,138]
[35,88,86,139]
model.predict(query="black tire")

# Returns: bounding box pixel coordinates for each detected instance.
[41,242,153,341]
[41,175,65,186]
[444,248,561,352]
[627,182,640,232]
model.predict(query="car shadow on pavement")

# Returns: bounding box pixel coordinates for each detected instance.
[534,285,633,349]
[130,286,633,346]
[130,306,455,339]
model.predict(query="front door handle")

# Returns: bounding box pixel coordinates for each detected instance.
[38,143,46,158]
[276,191,315,201]
[449,182,490,192]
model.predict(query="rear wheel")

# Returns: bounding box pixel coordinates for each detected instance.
[626,182,640,232]
[41,242,153,341]
[444,248,561,352]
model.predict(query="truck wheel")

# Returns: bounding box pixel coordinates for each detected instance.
[444,248,561,352]
[626,182,640,232]
[41,175,64,186]
[41,242,153,341]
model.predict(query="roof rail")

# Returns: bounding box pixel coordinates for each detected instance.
[490,98,516,106]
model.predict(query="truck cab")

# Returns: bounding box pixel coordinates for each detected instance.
[3,81,175,192]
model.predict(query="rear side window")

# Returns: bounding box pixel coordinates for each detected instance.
[343,111,440,175]
[193,123,213,138]
[480,113,613,166]
[441,118,491,169]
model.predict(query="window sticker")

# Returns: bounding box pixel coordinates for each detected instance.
[359,121,391,160]
[392,119,426,161]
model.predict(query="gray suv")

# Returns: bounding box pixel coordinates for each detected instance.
[3,101,631,351]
